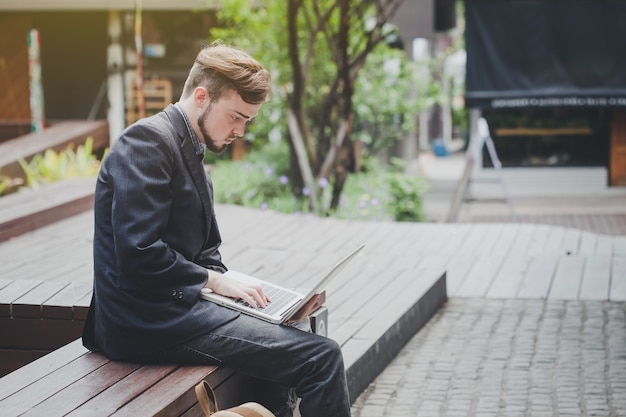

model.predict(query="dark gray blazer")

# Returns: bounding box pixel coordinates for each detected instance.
[83,105,238,360]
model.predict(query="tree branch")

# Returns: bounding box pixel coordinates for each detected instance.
[287,108,320,213]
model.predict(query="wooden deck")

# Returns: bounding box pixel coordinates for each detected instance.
[1,203,625,401]
[0,178,95,243]
[1,205,624,301]
[0,203,449,401]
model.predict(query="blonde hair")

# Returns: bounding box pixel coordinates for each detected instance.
[182,41,271,104]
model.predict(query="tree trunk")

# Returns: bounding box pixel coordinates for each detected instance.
[287,109,320,213]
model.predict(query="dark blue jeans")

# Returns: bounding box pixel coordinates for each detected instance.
[134,313,351,417]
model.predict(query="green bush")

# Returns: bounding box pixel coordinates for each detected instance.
[334,158,428,222]
[387,171,428,222]
[0,175,23,197]
[18,137,102,188]
[210,143,428,222]
[209,141,307,212]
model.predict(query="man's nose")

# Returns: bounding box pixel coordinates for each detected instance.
[233,121,246,137]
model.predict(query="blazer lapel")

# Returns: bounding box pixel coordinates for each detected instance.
[164,105,214,236]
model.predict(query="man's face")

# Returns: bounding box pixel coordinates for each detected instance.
[197,91,261,155]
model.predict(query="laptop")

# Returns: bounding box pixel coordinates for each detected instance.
[200,244,365,324]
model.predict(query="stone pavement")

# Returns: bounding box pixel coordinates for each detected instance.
[351,299,626,417]
[351,152,626,417]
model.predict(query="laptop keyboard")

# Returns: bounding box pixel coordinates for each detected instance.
[236,283,300,316]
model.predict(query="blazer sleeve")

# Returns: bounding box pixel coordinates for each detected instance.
[194,211,227,273]
[103,119,210,299]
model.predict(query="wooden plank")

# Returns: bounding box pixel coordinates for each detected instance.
[490,224,519,257]
[228,212,301,248]
[444,254,476,295]
[352,267,445,342]
[0,349,48,379]
[0,279,13,292]
[578,231,597,255]
[548,255,584,300]
[487,254,529,299]
[579,255,611,300]
[19,361,143,417]
[329,263,406,346]
[0,220,85,283]
[263,212,316,250]
[472,224,505,255]
[613,236,626,256]
[610,257,626,301]
[74,293,93,320]
[595,235,614,256]
[329,261,399,335]
[336,264,442,351]
[321,220,377,259]
[438,225,473,258]
[409,224,450,255]
[342,270,446,401]
[0,212,94,283]
[0,190,94,243]
[248,251,320,288]
[0,343,247,417]
[543,226,566,257]
[299,218,349,252]
[110,366,228,417]
[562,228,582,255]
[0,317,84,350]
[42,281,93,320]
[0,402,27,416]
[0,339,89,400]
[11,281,70,318]
[0,120,109,179]
[455,255,502,297]
[507,223,537,257]
[65,364,181,417]
[454,224,488,256]
[0,280,42,317]
[0,177,95,224]
[526,224,552,257]
[328,254,441,337]
[0,351,109,410]
[327,261,394,322]
[517,256,557,298]
[215,205,277,242]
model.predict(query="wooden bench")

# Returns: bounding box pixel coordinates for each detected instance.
[0,276,329,415]
[0,120,109,180]
[0,339,263,417]
[0,177,96,243]
[0,279,92,377]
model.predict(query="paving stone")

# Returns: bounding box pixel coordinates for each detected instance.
[351,299,626,417]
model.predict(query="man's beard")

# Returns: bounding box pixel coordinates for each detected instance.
[198,105,231,155]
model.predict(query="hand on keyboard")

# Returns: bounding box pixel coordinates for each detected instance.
[206,270,271,308]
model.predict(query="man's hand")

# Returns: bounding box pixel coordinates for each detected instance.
[206,270,270,308]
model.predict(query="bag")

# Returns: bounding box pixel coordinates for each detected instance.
[194,380,276,417]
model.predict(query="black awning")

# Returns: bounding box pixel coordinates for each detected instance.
[465,0,626,109]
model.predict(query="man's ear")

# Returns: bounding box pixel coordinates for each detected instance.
[193,86,209,108]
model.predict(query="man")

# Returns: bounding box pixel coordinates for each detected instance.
[82,42,352,417]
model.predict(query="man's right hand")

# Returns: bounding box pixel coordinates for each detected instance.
[205,270,271,308]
